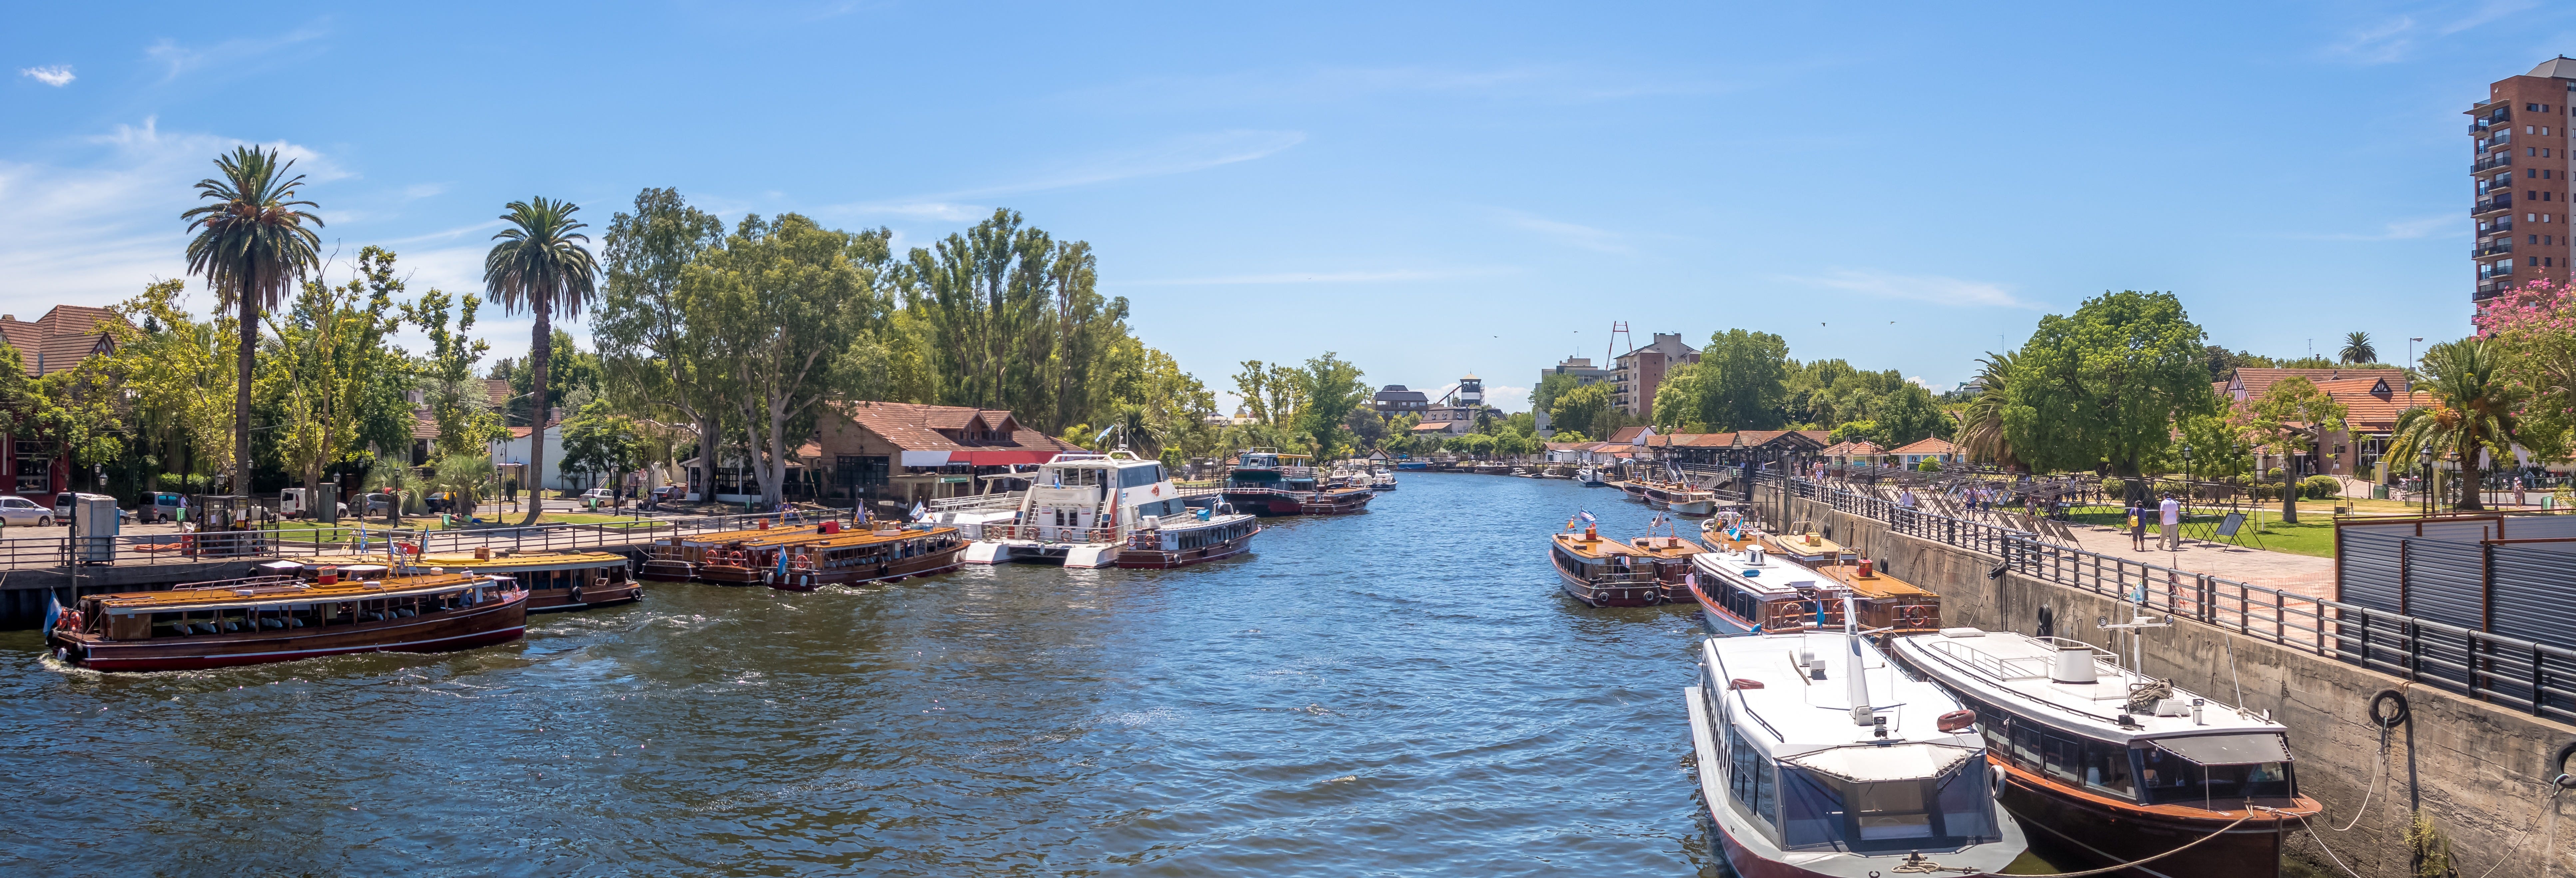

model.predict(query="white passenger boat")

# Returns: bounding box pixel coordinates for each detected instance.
[965,449,1258,568]
[1685,593,2026,877]
[1887,624,2321,877]
[1684,538,1824,636]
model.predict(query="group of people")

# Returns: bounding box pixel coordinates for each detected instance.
[2125,494,2185,552]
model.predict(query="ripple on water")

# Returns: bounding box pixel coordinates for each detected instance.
[0,473,1731,877]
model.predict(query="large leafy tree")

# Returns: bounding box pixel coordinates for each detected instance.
[2246,376,2347,523]
[403,288,503,460]
[1661,329,1793,431]
[2387,338,2526,511]
[2475,279,2576,462]
[595,187,730,484]
[2001,290,2214,480]
[681,213,892,506]
[484,197,599,523]
[105,280,237,489]
[265,246,408,504]
[183,146,323,494]
[1290,352,1368,459]
[1553,382,1614,440]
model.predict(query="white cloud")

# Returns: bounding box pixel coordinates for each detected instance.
[1777,268,2034,309]
[21,66,74,87]
[145,24,330,82]
[1486,384,1532,412]
[2322,17,2416,64]
[1066,64,1739,111]
[1122,268,1500,286]
[2298,213,2466,241]
[1495,209,1628,254]
[1906,375,1938,391]
[2437,0,2534,35]
[828,130,1303,220]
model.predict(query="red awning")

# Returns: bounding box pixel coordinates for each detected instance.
[958,449,1060,466]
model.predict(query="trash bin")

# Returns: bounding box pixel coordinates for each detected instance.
[2372,484,2388,500]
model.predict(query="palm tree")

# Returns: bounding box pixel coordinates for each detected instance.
[1953,352,2019,469]
[430,454,500,522]
[363,463,426,525]
[483,198,598,525]
[2339,331,2377,365]
[183,147,323,494]
[2386,338,2525,511]
[1113,404,1161,456]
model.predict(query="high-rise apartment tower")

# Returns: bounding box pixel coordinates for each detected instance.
[2471,57,2576,304]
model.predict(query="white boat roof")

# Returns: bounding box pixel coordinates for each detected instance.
[1701,633,1979,768]
[1890,627,2293,747]
[1690,545,1819,598]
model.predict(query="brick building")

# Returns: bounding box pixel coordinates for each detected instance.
[813,401,1080,506]
[1610,333,1699,416]
[2471,57,2576,304]
[0,307,119,497]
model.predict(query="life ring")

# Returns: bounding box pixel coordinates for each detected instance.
[2368,689,2409,728]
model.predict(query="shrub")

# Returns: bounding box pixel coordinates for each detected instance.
[1915,458,1940,472]
[2302,474,2342,499]
[2099,476,2127,498]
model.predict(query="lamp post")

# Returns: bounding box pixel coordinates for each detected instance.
[2419,447,2434,516]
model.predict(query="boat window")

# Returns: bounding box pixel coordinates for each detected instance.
[2042,734,2083,784]
[1726,725,1778,829]
[2136,747,2296,805]
[2008,723,2042,767]
[1774,761,2001,852]
[2081,739,2136,797]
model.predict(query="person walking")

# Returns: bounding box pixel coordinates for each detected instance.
[2127,499,2147,551]
[2515,477,2527,508]
[2159,493,2182,552]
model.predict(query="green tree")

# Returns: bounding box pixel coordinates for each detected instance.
[1530,372,1578,418]
[265,246,407,503]
[596,187,731,492]
[105,280,237,488]
[1665,329,1793,431]
[404,288,504,460]
[183,146,323,493]
[2246,376,2347,523]
[1953,353,2018,468]
[1553,382,1613,440]
[682,213,892,506]
[2386,338,2526,511]
[1290,353,1367,459]
[484,196,600,523]
[2339,332,2376,365]
[363,460,426,523]
[431,453,498,520]
[2002,291,2213,479]
[560,400,644,491]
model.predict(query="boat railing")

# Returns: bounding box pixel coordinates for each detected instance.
[929,491,1024,512]
[983,524,1120,545]
[1588,568,1664,586]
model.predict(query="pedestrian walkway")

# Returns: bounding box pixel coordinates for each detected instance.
[2053,522,2335,601]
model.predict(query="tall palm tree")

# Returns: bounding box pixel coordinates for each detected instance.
[183,147,323,494]
[2386,338,2525,511]
[483,198,598,525]
[1113,404,1161,456]
[2339,331,2377,365]
[1953,352,2019,469]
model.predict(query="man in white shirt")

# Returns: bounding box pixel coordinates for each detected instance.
[2158,494,2181,551]
[1899,487,1918,509]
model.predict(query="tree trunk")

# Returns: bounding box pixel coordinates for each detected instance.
[522,301,551,525]
[2457,445,2485,511]
[2280,460,2299,525]
[697,418,721,503]
[236,297,258,496]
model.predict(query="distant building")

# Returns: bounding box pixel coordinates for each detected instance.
[1611,333,1700,416]
[0,307,119,497]
[2469,57,2576,304]
[1372,384,1429,417]
[1411,374,1492,437]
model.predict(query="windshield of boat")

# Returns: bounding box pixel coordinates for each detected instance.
[1774,760,2000,853]
[2137,741,2296,806]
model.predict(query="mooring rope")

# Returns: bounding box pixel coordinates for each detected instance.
[1887,810,2259,876]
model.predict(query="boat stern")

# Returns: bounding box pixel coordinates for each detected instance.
[962,541,1011,565]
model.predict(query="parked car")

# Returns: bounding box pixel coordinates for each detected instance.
[279,488,350,520]
[0,495,52,527]
[578,488,617,506]
[651,485,687,501]
[138,491,186,523]
[53,492,131,525]
[362,492,399,515]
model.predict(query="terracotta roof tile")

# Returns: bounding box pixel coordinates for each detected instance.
[0,305,123,377]
[1889,437,1959,455]
[826,401,1078,454]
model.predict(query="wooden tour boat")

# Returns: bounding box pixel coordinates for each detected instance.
[638,521,827,582]
[1760,529,1859,568]
[376,551,641,612]
[1888,625,2321,877]
[967,449,1253,567]
[1640,478,1719,516]
[1685,599,2026,877]
[1548,518,1704,607]
[693,525,868,585]
[1115,507,1262,569]
[764,524,968,591]
[44,569,526,672]
[1220,448,1374,516]
[1810,559,1941,636]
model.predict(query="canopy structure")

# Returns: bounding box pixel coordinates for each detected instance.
[1785,742,1976,783]
[2150,733,2293,766]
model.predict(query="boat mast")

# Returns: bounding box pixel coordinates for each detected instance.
[1843,590,1871,727]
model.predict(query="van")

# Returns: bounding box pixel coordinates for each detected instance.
[279,488,348,520]
[138,491,186,523]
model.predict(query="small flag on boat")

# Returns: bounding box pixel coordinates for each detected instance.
[1578,510,1596,525]
[43,590,60,634]
[910,502,927,522]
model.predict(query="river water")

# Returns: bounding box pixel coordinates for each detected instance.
[0,472,1746,877]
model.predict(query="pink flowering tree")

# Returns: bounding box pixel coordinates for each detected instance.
[2475,279,2576,461]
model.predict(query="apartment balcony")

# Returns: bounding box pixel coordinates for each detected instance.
[2480,132,2515,151]
[2475,195,2515,215]
[2480,219,2516,237]
[2478,280,2504,299]
[2473,154,2513,173]
[2479,178,2514,197]
[2474,241,2514,258]
[2482,264,2517,280]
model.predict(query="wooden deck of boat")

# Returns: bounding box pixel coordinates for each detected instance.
[86,572,491,609]
[781,526,961,551]
[1761,531,1849,557]
[1810,562,1935,599]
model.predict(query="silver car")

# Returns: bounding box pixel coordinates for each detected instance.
[0,495,54,526]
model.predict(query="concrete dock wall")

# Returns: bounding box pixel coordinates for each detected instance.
[1759,483,2576,877]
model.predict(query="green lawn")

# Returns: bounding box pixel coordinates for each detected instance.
[2061,502,2340,558]
[261,512,660,539]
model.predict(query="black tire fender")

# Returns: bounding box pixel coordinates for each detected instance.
[2552,740,2576,789]
[2368,689,2409,729]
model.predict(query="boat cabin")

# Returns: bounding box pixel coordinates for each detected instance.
[1687,543,1828,635]
[1761,530,1858,568]
[1812,560,1942,635]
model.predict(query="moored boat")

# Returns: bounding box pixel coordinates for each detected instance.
[1888,627,2321,877]
[309,551,641,613]
[1114,506,1261,568]
[968,449,1209,566]
[1760,530,1858,568]
[638,521,826,583]
[1221,448,1374,516]
[43,570,526,672]
[1811,559,1941,636]
[1548,519,1703,607]
[1686,599,2026,877]
[764,525,968,591]
[1640,478,1718,515]
[1369,471,1398,491]
[692,525,860,585]
[1684,539,1827,635]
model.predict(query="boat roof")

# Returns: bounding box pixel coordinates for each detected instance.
[1553,531,1682,559]
[1701,633,1980,766]
[1812,563,1936,600]
[1763,531,1850,556]
[1689,544,1820,598]
[679,524,821,546]
[781,525,960,551]
[1045,450,1160,468]
[304,551,628,573]
[1889,627,2292,746]
[83,572,497,614]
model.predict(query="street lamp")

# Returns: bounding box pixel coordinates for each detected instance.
[2419,447,2434,516]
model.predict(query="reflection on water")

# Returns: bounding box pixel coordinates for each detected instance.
[3,473,1753,876]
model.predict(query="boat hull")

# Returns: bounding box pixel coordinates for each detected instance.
[524,579,643,613]
[695,565,766,586]
[1684,577,1762,635]
[636,560,695,583]
[1553,564,1664,607]
[767,544,969,590]
[1995,761,2296,878]
[1668,499,1716,516]
[1115,528,1258,569]
[50,592,529,673]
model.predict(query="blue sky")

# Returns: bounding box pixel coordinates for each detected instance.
[4,3,2570,413]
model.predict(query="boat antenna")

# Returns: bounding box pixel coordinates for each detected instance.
[1844,588,1871,727]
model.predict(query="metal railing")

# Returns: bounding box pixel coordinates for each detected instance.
[929,492,1023,512]
[7,509,845,573]
[2475,241,2515,258]
[2476,195,2516,214]
[1755,472,2576,721]
[2474,154,2513,173]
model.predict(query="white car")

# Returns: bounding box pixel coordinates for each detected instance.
[0,495,53,526]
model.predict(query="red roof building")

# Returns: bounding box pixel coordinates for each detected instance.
[814,401,1083,504]
[0,307,122,497]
